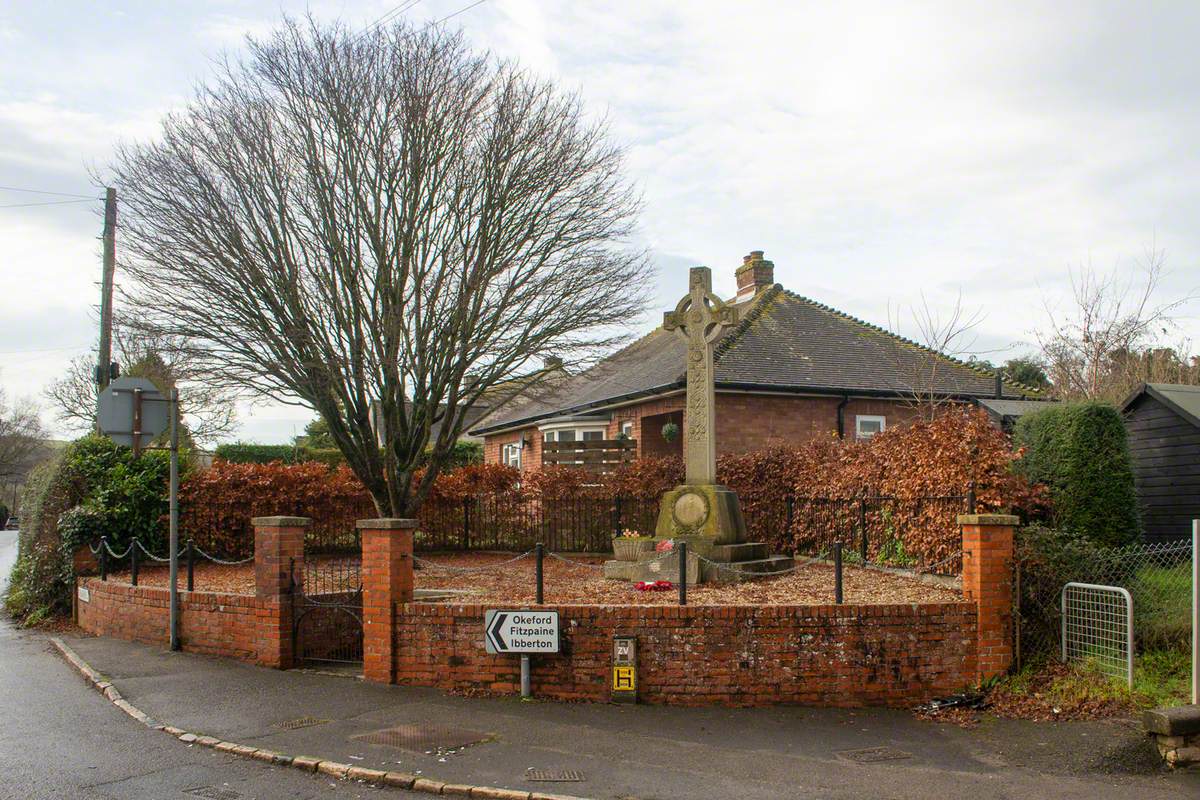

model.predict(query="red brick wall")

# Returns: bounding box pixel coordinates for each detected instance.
[361,520,415,684]
[393,601,977,707]
[482,393,932,465]
[76,578,266,663]
[482,427,541,472]
[960,515,1016,681]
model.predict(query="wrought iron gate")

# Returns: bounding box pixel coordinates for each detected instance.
[292,554,363,666]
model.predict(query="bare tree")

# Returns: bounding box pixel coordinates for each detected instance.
[0,387,47,485]
[888,292,990,419]
[1037,249,1197,403]
[45,327,239,444]
[108,18,650,515]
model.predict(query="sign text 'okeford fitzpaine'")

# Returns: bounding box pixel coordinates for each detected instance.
[484,610,560,654]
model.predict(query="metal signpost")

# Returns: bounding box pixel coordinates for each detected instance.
[484,609,560,699]
[97,377,181,651]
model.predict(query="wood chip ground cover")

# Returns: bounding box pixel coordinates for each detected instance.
[108,553,960,605]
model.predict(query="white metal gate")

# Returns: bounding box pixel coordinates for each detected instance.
[1061,582,1133,688]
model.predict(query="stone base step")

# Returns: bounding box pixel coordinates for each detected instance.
[603,550,700,584]
[701,555,795,584]
[707,542,769,563]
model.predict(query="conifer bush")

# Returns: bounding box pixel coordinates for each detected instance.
[1014,402,1139,546]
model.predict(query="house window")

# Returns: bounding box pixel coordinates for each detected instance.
[620,421,634,438]
[541,426,607,442]
[855,415,886,440]
[501,442,522,469]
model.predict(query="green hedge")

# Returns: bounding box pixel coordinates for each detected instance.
[4,451,79,623]
[214,442,314,464]
[214,440,482,469]
[1014,402,1140,546]
[4,435,179,625]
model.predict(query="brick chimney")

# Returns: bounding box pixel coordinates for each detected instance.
[735,250,775,301]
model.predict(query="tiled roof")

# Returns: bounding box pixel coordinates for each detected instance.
[472,285,1042,434]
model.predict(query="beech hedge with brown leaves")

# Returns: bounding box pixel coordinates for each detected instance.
[181,407,1040,567]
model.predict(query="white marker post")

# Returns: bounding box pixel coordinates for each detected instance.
[1192,519,1198,705]
[484,609,560,699]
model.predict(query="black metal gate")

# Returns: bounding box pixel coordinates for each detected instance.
[292,554,363,666]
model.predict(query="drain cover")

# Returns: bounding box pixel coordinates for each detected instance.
[836,746,913,763]
[351,725,493,752]
[526,769,585,782]
[183,788,242,800]
[277,716,330,730]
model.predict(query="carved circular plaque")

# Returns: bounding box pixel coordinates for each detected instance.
[672,491,709,530]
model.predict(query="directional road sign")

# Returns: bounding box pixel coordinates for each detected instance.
[97,376,168,448]
[484,610,560,654]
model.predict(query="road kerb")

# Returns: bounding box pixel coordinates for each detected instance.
[49,637,591,800]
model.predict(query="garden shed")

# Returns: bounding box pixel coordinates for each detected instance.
[1121,383,1200,542]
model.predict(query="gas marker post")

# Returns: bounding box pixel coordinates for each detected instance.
[484,609,560,699]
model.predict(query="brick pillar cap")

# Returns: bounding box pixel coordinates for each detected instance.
[356,518,418,530]
[957,513,1019,526]
[252,515,311,527]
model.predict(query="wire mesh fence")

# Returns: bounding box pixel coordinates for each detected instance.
[1015,531,1194,669]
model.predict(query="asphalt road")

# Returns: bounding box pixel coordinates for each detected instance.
[0,529,383,800]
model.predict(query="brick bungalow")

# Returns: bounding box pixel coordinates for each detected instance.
[471,251,1041,471]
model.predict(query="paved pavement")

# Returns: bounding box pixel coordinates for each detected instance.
[0,529,381,800]
[6,528,1200,799]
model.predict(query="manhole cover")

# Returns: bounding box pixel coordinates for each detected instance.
[351,725,494,752]
[183,788,242,800]
[836,747,913,763]
[526,768,585,782]
[276,716,330,730]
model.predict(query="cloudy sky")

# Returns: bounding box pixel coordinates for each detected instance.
[2,1,1198,444]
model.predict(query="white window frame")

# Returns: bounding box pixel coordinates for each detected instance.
[501,442,522,469]
[619,421,634,438]
[538,422,609,442]
[855,414,886,440]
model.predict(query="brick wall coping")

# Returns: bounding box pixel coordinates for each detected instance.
[77,582,970,617]
[251,515,311,527]
[81,577,255,603]
[356,518,418,529]
[957,513,1019,526]
[399,600,974,616]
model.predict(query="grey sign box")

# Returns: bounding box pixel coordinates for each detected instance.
[97,376,169,447]
[484,610,560,654]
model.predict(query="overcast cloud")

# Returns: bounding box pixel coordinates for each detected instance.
[1,1,1197,443]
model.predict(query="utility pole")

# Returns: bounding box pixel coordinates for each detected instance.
[95,187,117,428]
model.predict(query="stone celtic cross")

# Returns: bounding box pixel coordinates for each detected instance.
[663,266,738,485]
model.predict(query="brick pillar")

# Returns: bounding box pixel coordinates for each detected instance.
[359,518,416,684]
[959,513,1016,683]
[253,516,308,669]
